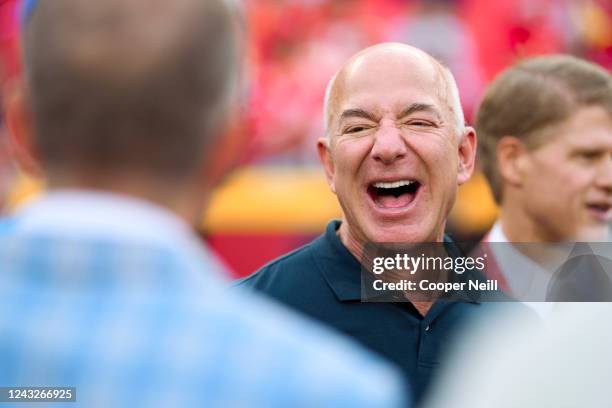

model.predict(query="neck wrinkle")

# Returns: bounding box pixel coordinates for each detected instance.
[338,220,365,261]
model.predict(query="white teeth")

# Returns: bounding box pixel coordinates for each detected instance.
[373,180,414,189]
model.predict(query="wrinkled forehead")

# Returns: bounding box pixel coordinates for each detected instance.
[333,48,446,118]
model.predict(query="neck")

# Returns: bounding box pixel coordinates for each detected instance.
[497,204,568,269]
[499,200,545,243]
[338,220,364,261]
[46,172,208,227]
[338,219,441,316]
[338,219,446,261]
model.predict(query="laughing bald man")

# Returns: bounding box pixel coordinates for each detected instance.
[239,43,507,404]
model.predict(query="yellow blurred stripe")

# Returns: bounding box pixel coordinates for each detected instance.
[5,166,498,235]
[4,171,44,213]
[202,166,341,233]
[450,171,498,234]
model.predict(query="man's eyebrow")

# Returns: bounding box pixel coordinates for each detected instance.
[399,103,443,121]
[339,108,378,123]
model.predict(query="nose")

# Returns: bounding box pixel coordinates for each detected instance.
[594,155,612,193]
[371,124,407,165]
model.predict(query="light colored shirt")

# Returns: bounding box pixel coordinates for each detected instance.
[486,222,555,317]
[12,189,210,261]
[0,189,407,407]
[425,303,612,408]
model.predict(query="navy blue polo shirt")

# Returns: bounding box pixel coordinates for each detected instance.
[239,220,509,404]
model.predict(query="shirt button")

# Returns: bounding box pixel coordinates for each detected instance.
[425,325,430,332]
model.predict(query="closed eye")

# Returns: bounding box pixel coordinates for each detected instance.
[577,151,602,161]
[405,120,435,127]
[345,125,371,134]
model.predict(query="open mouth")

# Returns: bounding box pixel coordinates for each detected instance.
[587,203,612,221]
[367,180,421,209]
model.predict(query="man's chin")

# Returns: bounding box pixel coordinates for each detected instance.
[365,224,439,244]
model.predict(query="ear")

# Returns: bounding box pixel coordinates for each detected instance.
[317,137,336,194]
[496,136,528,188]
[457,126,477,186]
[3,79,43,178]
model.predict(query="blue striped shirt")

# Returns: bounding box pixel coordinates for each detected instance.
[0,191,407,407]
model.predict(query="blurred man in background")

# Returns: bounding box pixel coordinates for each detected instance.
[240,42,500,405]
[477,55,612,308]
[423,52,612,408]
[0,0,407,406]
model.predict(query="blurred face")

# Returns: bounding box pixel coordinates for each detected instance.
[520,106,612,241]
[319,47,475,245]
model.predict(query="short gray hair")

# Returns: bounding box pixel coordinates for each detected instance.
[477,54,612,203]
[24,0,240,181]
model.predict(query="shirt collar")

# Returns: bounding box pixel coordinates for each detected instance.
[12,189,199,252]
[313,220,363,301]
[486,221,551,298]
[314,220,478,304]
[486,221,509,243]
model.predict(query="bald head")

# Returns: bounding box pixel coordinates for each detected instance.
[324,43,464,139]
[23,0,239,181]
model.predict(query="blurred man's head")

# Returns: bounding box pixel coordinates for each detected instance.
[477,55,612,242]
[318,43,476,253]
[5,0,240,220]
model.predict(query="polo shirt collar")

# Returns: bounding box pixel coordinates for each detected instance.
[313,220,480,304]
[313,220,363,301]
